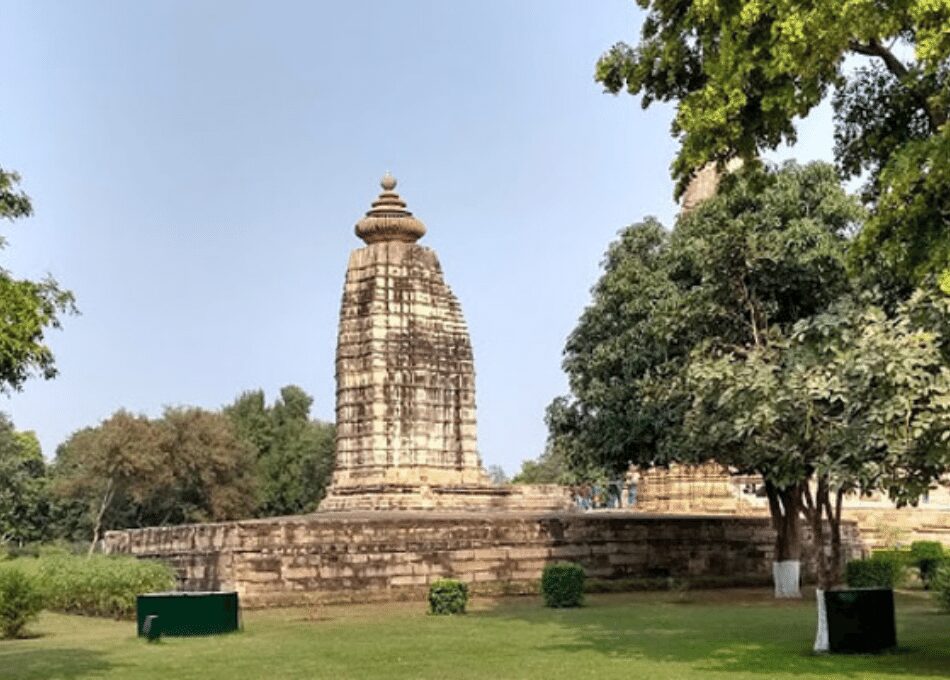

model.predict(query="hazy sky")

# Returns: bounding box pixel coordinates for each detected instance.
[1,1,836,473]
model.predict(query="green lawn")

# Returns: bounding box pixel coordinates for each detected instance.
[1,589,948,680]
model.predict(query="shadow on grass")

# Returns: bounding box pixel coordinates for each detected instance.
[476,590,950,678]
[0,647,115,680]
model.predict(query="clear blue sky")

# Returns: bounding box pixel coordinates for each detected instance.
[0,1,835,473]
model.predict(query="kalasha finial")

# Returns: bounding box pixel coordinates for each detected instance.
[355,173,427,245]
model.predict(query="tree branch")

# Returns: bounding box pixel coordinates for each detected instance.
[849,38,942,129]
[849,39,908,80]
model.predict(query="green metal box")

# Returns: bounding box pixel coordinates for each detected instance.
[136,591,240,637]
[825,588,896,653]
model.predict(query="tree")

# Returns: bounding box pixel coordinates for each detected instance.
[0,168,76,393]
[52,411,164,553]
[596,1,950,291]
[549,161,862,586]
[225,386,336,516]
[0,415,50,546]
[51,407,257,550]
[512,442,572,485]
[686,294,950,589]
[153,407,256,525]
[486,465,509,486]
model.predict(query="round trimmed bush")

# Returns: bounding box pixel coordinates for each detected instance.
[428,579,468,615]
[910,541,945,590]
[541,562,585,608]
[846,554,907,589]
[0,565,45,639]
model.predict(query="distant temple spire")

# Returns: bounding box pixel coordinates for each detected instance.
[680,158,743,215]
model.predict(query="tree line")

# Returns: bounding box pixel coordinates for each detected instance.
[0,386,335,551]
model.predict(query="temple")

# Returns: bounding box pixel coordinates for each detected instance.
[320,175,570,511]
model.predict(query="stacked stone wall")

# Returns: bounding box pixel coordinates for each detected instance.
[105,511,864,607]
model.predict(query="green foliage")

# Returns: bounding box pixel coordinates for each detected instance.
[512,442,573,484]
[934,564,950,611]
[846,555,907,589]
[51,408,256,547]
[33,553,175,619]
[225,386,336,517]
[541,562,585,608]
[687,292,950,584]
[870,549,912,566]
[0,167,77,394]
[428,579,468,615]
[549,161,859,481]
[550,159,950,581]
[852,128,950,295]
[44,385,334,543]
[0,414,52,545]
[596,1,950,291]
[910,541,945,589]
[689,295,950,502]
[0,564,44,638]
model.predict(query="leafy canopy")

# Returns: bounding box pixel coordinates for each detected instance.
[0,414,51,545]
[0,168,76,393]
[548,161,860,477]
[225,385,336,516]
[596,0,950,290]
[52,407,257,544]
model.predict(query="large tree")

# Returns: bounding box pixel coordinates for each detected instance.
[225,386,336,516]
[596,1,949,292]
[549,161,861,586]
[0,168,76,393]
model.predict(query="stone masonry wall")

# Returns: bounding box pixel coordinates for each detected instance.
[104,511,865,607]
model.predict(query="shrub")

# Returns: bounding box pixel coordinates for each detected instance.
[0,566,45,639]
[428,579,468,615]
[38,554,175,619]
[541,562,585,608]
[934,564,950,612]
[870,549,912,565]
[846,554,907,589]
[909,541,945,589]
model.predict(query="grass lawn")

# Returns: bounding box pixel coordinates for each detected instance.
[1,588,948,679]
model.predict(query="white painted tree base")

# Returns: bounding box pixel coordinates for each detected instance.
[773,560,802,598]
[814,588,829,653]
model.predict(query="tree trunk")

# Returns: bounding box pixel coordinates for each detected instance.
[89,477,115,556]
[811,484,845,653]
[766,481,803,560]
[804,478,847,591]
[824,487,845,587]
[765,480,803,597]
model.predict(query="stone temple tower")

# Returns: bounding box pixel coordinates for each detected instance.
[320,174,492,511]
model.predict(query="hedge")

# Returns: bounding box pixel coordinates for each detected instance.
[541,562,585,608]
[934,565,950,612]
[846,554,907,589]
[909,541,945,589]
[36,553,175,619]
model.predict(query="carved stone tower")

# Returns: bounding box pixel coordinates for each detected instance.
[320,174,493,511]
